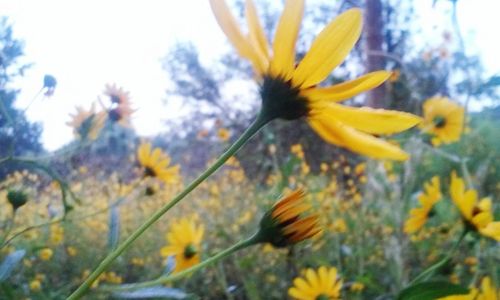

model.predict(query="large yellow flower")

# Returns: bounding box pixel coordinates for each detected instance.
[137,142,180,184]
[420,97,464,146]
[404,176,442,234]
[288,266,343,300]
[160,217,204,273]
[210,0,422,160]
[450,172,500,241]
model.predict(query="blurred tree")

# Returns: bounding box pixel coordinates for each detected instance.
[0,17,43,177]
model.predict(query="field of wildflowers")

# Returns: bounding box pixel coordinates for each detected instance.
[1,0,499,299]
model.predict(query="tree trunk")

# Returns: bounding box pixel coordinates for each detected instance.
[364,0,387,108]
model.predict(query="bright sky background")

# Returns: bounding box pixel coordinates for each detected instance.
[1,0,499,151]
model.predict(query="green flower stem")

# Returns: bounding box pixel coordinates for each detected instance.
[0,211,16,247]
[68,114,268,300]
[103,234,260,293]
[408,228,468,285]
[1,196,128,248]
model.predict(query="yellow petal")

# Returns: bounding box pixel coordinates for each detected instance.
[305,269,320,290]
[479,222,500,241]
[292,8,362,88]
[245,0,270,63]
[303,71,391,103]
[288,287,311,300]
[269,0,304,80]
[313,103,422,135]
[308,117,410,160]
[209,0,266,75]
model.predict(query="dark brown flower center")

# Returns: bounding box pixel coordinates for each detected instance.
[110,94,121,104]
[183,244,198,259]
[260,75,310,122]
[144,167,157,177]
[433,115,446,128]
[108,108,123,122]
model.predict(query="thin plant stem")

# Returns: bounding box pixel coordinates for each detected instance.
[0,211,16,246]
[408,228,468,285]
[68,114,268,299]
[0,196,129,248]
[101,234,259,292]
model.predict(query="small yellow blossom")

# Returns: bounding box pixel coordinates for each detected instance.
[289,266,343,300]
[39,248,53,261]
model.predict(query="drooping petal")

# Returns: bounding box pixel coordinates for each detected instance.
[479,222,500,241]
[292,8,362,88]
[302,71,391,102]
[245,0,270,63]
[269,0,304,80]
[312,103,422,134]
[209,0,267,75]
[309,116,410,160]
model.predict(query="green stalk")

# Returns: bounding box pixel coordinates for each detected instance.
[408,228,468,285]
[68,114,267,299]
[103,234,260,292]
[0,211,16,247]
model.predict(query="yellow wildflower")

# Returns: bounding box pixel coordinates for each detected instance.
[217,128,231,141]
[160,217,204,273]
[288,266,343,300]
[39,248,53,261]
[137,142,180,184]
[29,279,42,291]
[66,103,106,140]
[210,0,421,160]
[257,189,321,247]
[420,97,464,146]
[450,172,500,241]
[404,176,442,233]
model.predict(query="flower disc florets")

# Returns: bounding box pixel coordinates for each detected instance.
[260,75,310,121]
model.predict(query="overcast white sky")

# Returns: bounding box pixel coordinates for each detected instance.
[1,0,499,150]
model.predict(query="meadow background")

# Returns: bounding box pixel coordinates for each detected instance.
[0,0,499,299]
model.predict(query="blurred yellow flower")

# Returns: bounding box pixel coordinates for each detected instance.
[464,256,478,266]
[160,217,204,273]
[350,282,365,292]
[137,142,180,185]
[217,128,231,141]
[29,279,42,291]
[102,84,135,127]
[451,172,500,241]
[330,219,347,234]
[66,103,106,140]
[39,248,53,261]
[50,224,64,245]
[104,83,130,105]
[440,277,499,300]
[67,246,77,257]
[258,189,321,247]
[420,97,464,146]
[210,0,421,160]
[404,176,442,233]
[288,266,343,300]
[291,144,305,159]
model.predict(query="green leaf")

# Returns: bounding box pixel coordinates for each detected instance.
[397,281,469,300]
[112,286,188,299]
[0,249,26,282]
[108,205,121,251]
